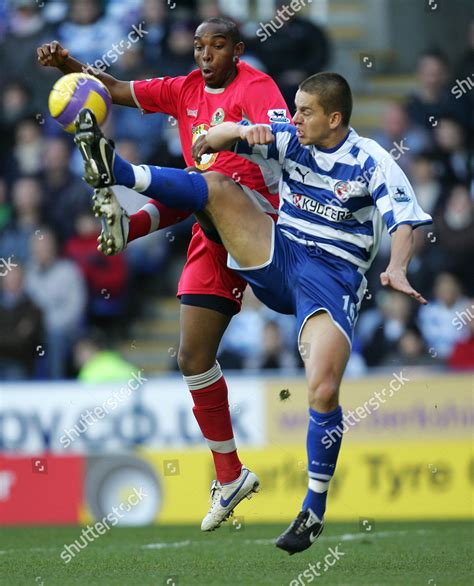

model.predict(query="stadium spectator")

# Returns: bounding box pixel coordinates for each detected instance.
[453,19,474,133]
[432,117,472,187]
[0,80,36,160]
[448,299,474,370]
[139,0,170,67]
[25,227,87,378]
[0,263,43,379]
[434,184,474,292]
[63,211,129,326]
[9,117,44,178]
[406,49,470,133]
[0,177,44,264]
[372,101,429,174]
[159,20,196,77]
[362,291,417,367]
[56,0,125,67]
[73,332,137,382]
[0,0,54,108]
[407,152,444,215]
[41,136,92,242]
[418,272,470,360]
[258,320,298,370]
[250,6,330,106]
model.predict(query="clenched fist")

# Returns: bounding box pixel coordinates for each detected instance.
[37,40,69,68]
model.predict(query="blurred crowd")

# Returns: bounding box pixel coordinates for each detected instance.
[0,0,473,380]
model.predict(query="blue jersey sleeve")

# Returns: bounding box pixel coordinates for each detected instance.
[234,122,295,165]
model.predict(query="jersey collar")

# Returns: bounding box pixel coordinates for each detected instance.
[315,128,355,154]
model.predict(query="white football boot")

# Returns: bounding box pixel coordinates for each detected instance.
[92,188,130,256]
[201,467,260,531]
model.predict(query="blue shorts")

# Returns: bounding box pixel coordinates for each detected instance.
[228,224,367,347]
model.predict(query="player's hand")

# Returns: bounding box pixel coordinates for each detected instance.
[241,124,275,147]
[192,135,215,164]
[380,267,427,304]
[37,41,70,67]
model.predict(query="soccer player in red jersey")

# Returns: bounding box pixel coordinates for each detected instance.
[38,17,290,530]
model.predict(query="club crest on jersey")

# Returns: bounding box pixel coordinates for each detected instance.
[211,108,225,126]
[268,108,290,123]
[192,123,219,171]
[392,186,411,202]
[334,180,351,202]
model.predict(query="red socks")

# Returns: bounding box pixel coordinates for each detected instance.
[127,200,192,242]
[184,362,242,484]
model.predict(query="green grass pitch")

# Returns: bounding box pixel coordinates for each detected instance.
[1,521,472,585]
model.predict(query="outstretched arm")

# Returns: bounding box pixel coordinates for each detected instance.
[380,224,427,304]
[37,40,135,106]
[193,122,275,164]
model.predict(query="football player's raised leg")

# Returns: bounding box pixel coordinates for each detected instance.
[276,312,350,554]
[203,172,274,269]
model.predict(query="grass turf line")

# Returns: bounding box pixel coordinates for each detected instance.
[0,521,472,585]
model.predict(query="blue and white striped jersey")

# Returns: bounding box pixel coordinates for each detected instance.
[235,124,432,271]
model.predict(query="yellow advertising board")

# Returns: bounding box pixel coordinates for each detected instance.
[264,372,473,446]
[141,440,473,523]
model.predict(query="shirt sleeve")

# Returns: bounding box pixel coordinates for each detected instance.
[241,76,291,125]
[369,156,432,233]
[234,122,295,164]
[131,76,186,118]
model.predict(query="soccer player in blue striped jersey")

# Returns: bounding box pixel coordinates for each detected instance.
[74,72,432,554]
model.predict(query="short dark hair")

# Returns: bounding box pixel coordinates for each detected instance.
[200,17,241,45]
[299,72,353,127]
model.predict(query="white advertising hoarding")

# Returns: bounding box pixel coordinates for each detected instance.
[0,375,265,454]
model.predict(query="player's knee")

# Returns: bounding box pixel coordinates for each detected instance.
[307,375,340,412]
[204,171,234,201]
[177,346,216,377]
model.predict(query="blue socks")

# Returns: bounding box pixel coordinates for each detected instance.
[302,405,343,520]
[112,152,208,211]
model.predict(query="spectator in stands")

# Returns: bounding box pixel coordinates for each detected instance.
[453,19,474,134]
[0,263,43,380]
[74,331,137,382]
[0,0,54,108]
[140,0,170,67]
[362,291,416,367]
[9,117,44,178]
[435,184,474,292]
[25,227,86,379]
[41,136,91,242]
[0,177,44,264]
[432,117,472,187]
[56,0,124,67]
[373,101,429,174]
[0,79,35,161]
[63,211,128,326]
[408,152,444,215]
[393,327,433,366]
[159,20,196,77]
[251,4,330,106]
[406,49,470,133]
[418,272,470,361]
[449,299,474,370]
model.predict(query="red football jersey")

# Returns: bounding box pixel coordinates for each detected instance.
[131,61,290,212]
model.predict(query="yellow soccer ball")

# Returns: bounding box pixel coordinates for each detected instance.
[48,73,112,133]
